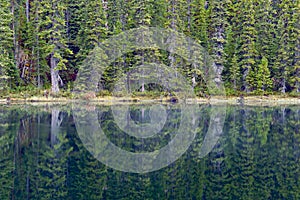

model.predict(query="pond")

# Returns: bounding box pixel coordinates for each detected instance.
[0,103,299,199]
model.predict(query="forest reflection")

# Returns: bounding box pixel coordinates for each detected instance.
[0,104,299,199]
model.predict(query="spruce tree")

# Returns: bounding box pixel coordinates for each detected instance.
[208,0,228,88]
[190,0,209,48]
[151,0,168,28]
[274,0,297,93]
[0,0,18,89]
[127,0,154,28]
[288,0,300,93]
[236,0,257,93]
[256,56,272,95]
[77,0,108,59]
[102,0,128,92]
[229,53,240,91]
[38,0,72,94]
[254,0,278,85]
[164,0,188,92]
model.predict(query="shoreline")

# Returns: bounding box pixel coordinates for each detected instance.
[1,95,300,106]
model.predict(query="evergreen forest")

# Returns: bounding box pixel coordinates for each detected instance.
[0,0,299,97]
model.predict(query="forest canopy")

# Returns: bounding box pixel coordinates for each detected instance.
[0,0,299,97]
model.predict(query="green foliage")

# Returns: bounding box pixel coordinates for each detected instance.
[0,0,299,96]
[228,54,240,92]
[256,57,272,95]
[236,0,258,93]
[0,0,18,89]
[190,0,209,48]
[208,0,228,86]
[273,0,299,93]
[97,89,111,97]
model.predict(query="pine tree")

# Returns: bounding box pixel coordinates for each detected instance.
[164,0,188,92]
[190,0,209,48]
[38,0,72,94]
[77,0,108,59]
[256,56,272,95]
[293,36,300,92]
[229,53,240,91]
[274,0,297,94]
[288,0,300,93]
[254,0,276,61]
[61,0,85,87]
[0,0,18,89]
[237,0,257,93]
[151,0,168,28]
[208,0,228,88]
[100,0,126,92]
[222,0,240,94]
[164,0,186,31]
[1,0,300,96]
[107,0,128,34]
[75,0,109,93]
[127,0,154,28]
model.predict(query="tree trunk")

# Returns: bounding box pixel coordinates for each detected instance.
[243,66,250,93]
[26,0,30,22]
[281,78,286,94]
[50,53,60,94]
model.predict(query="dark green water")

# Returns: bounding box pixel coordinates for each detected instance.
[0,104,299,199]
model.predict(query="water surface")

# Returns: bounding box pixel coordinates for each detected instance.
[0,103,299,199]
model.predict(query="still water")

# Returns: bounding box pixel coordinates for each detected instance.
[0,103,299,199]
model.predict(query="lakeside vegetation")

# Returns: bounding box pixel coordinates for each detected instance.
[0,0,299,98]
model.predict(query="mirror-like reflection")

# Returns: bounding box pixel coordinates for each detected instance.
[0,104,299,199]
[73,103,207,173]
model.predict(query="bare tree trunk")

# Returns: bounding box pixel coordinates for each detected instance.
[243,66,250,93]
[50,53,60,94]
[36,41,41,88]
[50,0,63,94]
[26,0,30,22]
[281,78,286,94]
[141,81,145,92]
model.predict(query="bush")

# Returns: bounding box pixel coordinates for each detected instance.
[97,90,111,97]
[289,91,300,97]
